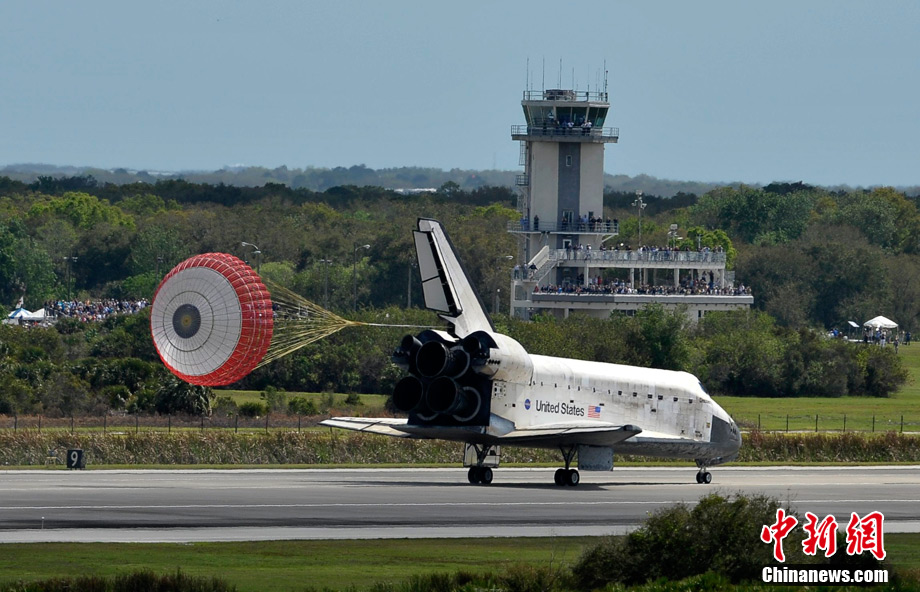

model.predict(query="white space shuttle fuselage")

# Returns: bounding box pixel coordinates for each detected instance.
[322,219,741,485]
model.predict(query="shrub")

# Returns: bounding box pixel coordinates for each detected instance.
[572,493,810,588]
[320,392,336,412]
[0,569,236,592]
[102,385,131,410]
[572,492,889,590]
[212,395,238,417]
[237,401,267,418]
[288,396,318,416]
[259,385,287,412]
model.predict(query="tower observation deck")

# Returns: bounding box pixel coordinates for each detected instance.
[508,85,752,321]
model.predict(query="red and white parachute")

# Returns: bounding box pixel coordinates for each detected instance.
[150,253,273,386]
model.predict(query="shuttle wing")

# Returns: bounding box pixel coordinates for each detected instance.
[322,416,643,448]
[320,417,419,438]
[414,218,494,337]
[498,422,642,447]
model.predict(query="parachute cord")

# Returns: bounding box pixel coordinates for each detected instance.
[253,279,439,369]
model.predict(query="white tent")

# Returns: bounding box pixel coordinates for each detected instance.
[23,308,46,320]
[4,307,31,325]
[4,307,46,324]
[864,315,898,329]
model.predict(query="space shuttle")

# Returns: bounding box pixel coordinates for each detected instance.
[321,219,741,486]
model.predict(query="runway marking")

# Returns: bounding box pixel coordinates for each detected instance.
[3,499,920,512]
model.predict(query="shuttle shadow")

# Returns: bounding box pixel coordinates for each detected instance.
[342,479,683,490]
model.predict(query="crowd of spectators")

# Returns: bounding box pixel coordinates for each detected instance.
[535,277,751,297]
[559,243,725,262]
[45,298,149,322]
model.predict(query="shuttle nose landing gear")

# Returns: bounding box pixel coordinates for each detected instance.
[553,446,580,486]
[695,460,712,484]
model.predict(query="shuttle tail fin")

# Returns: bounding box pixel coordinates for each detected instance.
[414,218,494,337]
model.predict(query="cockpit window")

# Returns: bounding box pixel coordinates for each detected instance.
[698,382,710,396]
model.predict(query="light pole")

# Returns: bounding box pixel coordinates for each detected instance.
[353,243,370,311]
[241,242,262,273]
[495,255,514,314]
[667,224,681,248]
[632,190,647,247]
[407,260,417,308]
[63,255,78,301]
[319,258,333,309]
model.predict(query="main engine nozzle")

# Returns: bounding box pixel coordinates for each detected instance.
[416,341,470,379]
[426,376,481,422]
[392,335,423,372]
[392,375,424,413]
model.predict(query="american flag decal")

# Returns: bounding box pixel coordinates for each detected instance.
[588,405,601,418]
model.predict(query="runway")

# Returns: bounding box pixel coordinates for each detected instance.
[2,466,920,543]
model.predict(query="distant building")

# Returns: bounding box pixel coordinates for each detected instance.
[507,83,752,322]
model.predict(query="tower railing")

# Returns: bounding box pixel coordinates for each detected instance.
[508,220,619,234]
[550,249,727,264]
[511,125,619,140]
[523,90,608,102]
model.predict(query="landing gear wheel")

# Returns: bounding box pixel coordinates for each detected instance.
[468,467,481,484]
[480,467,493,485]
[566,469,580,487]
[702,471,712,484]
[553,468,566,486]
[695,472,702,484]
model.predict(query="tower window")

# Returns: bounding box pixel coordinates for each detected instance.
[565,155,573,167]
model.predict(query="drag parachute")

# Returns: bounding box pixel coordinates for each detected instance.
[151,253,273,386]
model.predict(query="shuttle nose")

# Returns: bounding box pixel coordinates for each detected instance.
[710,414,742,457]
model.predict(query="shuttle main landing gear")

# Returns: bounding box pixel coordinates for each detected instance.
[554,446,580,486]
[466,443,496,485]
[468,465,493,484]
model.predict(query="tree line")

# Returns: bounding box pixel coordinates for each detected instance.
[0,175,915,416]
[0,304,906,418]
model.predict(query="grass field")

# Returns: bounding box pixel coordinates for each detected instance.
[0,538,592,591]
[0,535,917,591]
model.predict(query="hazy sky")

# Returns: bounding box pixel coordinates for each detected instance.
[3,1,918,186]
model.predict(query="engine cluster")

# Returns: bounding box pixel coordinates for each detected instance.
[391,330,494,424]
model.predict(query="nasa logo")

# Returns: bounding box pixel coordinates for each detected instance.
[524,399,531,410]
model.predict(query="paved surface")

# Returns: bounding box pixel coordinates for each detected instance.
[1,466,919,542]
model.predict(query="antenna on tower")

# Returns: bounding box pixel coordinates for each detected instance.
[558,58,562,87]
[542,57,545,91]
[604,59,609,99]
[526,57,530,92]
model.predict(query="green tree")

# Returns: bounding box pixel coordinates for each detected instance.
[28,191,135,230]
[154,375,214,416]
[690,185,818,244]
[691,310,787,397]
[612,304,690,370]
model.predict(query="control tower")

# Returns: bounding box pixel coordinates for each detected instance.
[510,88,619,261]
[508,85,752,321]
[508,86,619,318]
